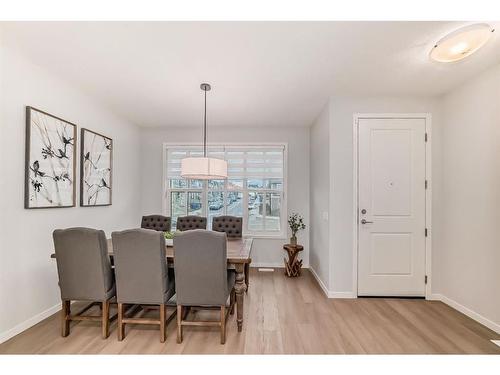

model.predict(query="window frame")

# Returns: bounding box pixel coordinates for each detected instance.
[162,143,288,239]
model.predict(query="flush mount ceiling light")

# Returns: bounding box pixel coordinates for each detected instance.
[180,83,227,180]
[430,23,495,63]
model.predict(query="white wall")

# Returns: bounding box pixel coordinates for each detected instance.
[140,126,310,267]
[2,26,498,344]
[309,103,331,291]
[328,96,441,294]
[0,45,142,342]
[435,63,500,331]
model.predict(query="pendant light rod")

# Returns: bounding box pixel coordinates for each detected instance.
[201,83,211,157]
[204,87,207,157]
[181,82,227,180]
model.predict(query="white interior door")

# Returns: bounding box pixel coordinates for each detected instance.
[357,118,426,296]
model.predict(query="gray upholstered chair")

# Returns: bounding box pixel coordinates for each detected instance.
[212,216,243,238]
[173,230,236,344]
[176,215,207,231]
[212,215,251,292]
[111,228,176,342]
[141,215,171,232]
[53,227,116,339]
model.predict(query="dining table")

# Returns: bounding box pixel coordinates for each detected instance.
[51,237,253,332]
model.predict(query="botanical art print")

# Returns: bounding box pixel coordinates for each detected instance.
[80,128,112,206]
[25,107,76,208]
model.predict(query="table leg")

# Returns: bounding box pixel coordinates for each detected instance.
[234,263,247,332]
[244,263,250,292]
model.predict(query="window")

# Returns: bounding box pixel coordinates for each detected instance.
[164,144,286,237]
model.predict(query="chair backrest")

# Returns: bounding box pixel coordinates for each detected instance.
[174,230,228,306]
[176,215,207,231]
[53,227,114,301]
[141,215,171,232]
[111,229,169,304]
[212,216,243,238]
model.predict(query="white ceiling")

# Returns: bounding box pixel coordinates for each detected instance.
[2,21,500,128]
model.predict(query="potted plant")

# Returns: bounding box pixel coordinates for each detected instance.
[288,213,305,246]
[164,231,178,246]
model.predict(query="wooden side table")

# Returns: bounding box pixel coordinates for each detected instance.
[283,244,304,277]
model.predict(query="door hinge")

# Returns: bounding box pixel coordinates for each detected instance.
[425,228,428,237]
[425,180,428,189]
[425,133,428,142]
[425,275,428,284]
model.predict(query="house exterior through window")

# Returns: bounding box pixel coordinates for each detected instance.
[164,144,287,237]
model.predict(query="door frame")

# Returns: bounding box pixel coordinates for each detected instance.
[352,113,432,299]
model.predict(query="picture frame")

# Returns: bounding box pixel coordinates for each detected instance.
[80,128,113,207]
[24,106,77,209]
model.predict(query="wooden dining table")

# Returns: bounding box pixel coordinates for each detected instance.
[51,237,253,332]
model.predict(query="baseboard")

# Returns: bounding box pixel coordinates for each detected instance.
[250,262,310,269]
[0,302,61,344]
[329,291,357,299]
[309,266,330,297]
[428,293,442,301]
[250,262,284,268]
[309,267,357,299]
[432,293,500,334]
[309,267,330,298]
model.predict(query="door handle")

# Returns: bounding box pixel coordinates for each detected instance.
[360,219,373,224]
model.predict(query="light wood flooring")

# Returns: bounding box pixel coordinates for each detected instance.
[1,269,499,354]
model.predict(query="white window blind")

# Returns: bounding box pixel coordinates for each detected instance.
[164,144,287,237]
[166,146,284,179]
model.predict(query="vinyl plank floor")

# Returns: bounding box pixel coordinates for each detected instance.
[1,269,499,354]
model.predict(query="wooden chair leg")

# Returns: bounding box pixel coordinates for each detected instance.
[61,300,70,337]
[244,263,250,292]
[230,289,236,315]
[102,300,110,339]
[220,305,226,344]
[160,304,166,343]
[176,305,183,344]
[117,303,124,341]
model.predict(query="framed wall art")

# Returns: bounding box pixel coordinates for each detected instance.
[80,128,113,206]
[24,106,76,209]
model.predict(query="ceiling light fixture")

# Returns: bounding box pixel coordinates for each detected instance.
[180,83,227,180]
[430,23,495,63]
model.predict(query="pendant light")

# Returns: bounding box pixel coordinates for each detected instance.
[180,83,228,180]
